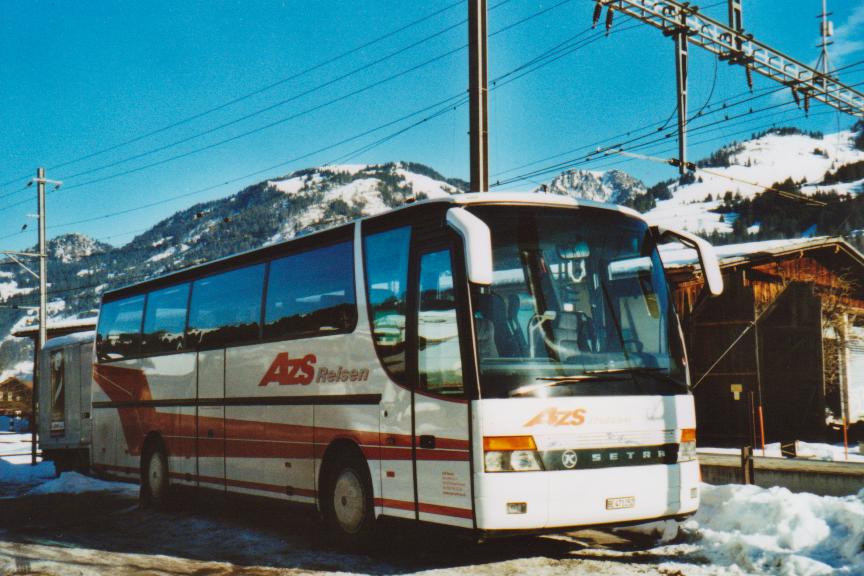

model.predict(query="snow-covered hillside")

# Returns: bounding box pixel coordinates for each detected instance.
[264,163,458,242]
[644,129,864,234]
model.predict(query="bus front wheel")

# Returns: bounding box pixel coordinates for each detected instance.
[141,443,169,509]
[323,451,375,547]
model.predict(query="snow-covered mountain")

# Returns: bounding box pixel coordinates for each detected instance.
[0,162,466,377]
[538,169,648,206]
[644,129,864,234]
[3,127,864,378]
[46,234,112,264]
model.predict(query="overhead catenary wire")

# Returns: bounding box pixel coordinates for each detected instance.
[4,7,862,249]
[38,0,573,197]
[0,0,470,191]
[492,77,864,188]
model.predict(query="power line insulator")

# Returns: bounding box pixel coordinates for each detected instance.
[745,65,753,91]
[592,1,603,28]
[605,6,614,36]
[804,91,811,115]
[790,84,801,108]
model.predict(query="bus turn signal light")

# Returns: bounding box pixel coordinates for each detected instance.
[483,436,537,451]
[679,428,697,462]
[484,436,543,472]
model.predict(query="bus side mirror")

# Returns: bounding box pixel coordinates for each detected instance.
[653,226,724,297]
[446,207,493,285]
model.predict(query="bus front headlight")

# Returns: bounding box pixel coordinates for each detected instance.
[483,436,544,472]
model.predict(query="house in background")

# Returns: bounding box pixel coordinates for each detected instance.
[663,237,864,447]
[0,376,32,418]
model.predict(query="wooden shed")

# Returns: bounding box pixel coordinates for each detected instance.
[662,237,864,446]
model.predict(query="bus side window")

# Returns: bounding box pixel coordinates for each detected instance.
[364,226,411,383]
[96,295,145,361]
[418,249,463,395]
[265,241,356,340]
[187,264,264,349]
[142,283,190,354]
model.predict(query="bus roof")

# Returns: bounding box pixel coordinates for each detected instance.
[101,192,644,302]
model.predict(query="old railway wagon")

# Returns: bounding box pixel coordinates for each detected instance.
[91,193,722,541]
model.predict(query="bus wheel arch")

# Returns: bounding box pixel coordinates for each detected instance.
[140,432,170,509]
[318,438,376,546]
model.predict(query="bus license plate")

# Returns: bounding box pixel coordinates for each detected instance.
[606,496,635,510]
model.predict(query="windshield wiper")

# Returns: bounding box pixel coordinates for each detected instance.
[585,367,687,389]
[584,367,664,375]
[509,373,618,397]
[536,373,621,381]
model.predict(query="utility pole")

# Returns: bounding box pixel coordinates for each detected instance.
[673,8,689,176]
[18,167,61,464]
[35,168,48,465]
[468,0,489,192]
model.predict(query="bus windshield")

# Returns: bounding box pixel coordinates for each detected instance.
[468,205,687,399]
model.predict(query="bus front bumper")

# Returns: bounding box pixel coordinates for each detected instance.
[474,460,700,531]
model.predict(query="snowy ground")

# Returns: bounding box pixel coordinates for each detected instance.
[0,438,862,575]
[700,442,864,464]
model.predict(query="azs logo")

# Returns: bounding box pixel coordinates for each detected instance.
[523,407,586,427]
[259,353,317,386]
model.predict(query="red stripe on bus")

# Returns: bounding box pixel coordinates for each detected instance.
[92,463,138,475]
[415,449,470,461]
[94,364,470,461]
[418,502,474,519]
[374,498,472,519]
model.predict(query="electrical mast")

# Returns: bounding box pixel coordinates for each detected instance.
[815,0,833,89]
[593,0,864,173]
[469,0,489,192]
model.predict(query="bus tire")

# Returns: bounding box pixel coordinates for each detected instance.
[141,441,170,510]
[323,449,375,548]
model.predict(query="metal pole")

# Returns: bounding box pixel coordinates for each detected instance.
[674,12,688,176]
[816,0,832,88]
[468,0,489,192]
[727,0,743,51]
[33,167,47,465]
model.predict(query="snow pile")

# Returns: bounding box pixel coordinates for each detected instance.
[0,458,54,485]
[688,483,864,574]
[28,472,137,496]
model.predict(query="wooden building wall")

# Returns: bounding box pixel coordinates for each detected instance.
[672,247,864,446]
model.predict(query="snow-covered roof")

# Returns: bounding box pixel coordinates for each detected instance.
[12,317,98,339]
[40,331,95,350]
[659,236,864,270]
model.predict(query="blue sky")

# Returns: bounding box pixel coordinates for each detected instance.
[2,0,863,250]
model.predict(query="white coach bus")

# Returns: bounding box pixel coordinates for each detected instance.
[91,193,722,541]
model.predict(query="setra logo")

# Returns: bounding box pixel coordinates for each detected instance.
[259,353,317,386]
[523,407,587,427]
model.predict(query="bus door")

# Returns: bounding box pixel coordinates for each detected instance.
[411,245,474,527]
[197,349,225,491]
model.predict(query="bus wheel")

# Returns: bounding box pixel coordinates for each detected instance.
[324,451,375,547]
[141,444,169,509]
